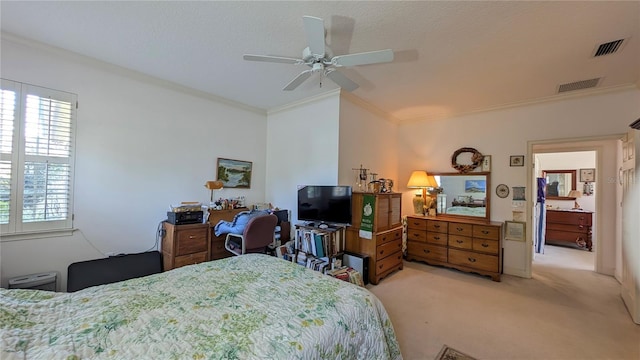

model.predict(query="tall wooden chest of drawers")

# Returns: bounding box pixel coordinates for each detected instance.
[346,192,403,284]
[545,209,593,251]
[406,215,502,281]
[162,222,210,271]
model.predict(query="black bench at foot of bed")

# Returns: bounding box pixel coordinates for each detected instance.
[67,251,162,292]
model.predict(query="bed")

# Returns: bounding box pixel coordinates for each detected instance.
[0,254,402,359]
[445,206,487,217]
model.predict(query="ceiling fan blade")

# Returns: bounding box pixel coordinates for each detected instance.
[303,16,326,57]
[283,70,313,91]
[243,54,303,64]
[326,70,359,92]
[331,49,394,67]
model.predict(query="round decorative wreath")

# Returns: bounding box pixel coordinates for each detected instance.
[451,147,484,173]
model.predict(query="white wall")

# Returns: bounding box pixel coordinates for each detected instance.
[338,95,399,191]
[265,92,341,227]
[0,37,268,290]
[397,88,640,277]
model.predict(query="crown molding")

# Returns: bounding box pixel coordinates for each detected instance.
[267,88,341,115]
[2,32,266,116]
[399,83,639,124]
[339,91,401,124]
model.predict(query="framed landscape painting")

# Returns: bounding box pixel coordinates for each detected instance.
[216,158,252,188]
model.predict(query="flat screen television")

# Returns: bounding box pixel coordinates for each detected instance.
[297,185,352,225]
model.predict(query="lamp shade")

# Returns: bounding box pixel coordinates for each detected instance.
[568,190,582,198]
[205,181,224,190]
[407,171,430,188]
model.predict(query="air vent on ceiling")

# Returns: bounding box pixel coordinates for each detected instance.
[593,39,625,57]
[558,78,600,93]
[630,118,640,130]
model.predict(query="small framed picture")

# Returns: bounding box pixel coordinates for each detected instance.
[505,221,526,242]
[510,155,524,167]
[580,168,595,182]
[482,155,491,172]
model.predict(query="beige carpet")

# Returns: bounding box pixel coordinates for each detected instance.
[368,245,640,360]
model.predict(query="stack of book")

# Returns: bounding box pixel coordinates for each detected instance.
[326,266,364,287]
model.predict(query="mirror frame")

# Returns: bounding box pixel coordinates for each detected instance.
[542,169,577,200]
[431,171,491,222]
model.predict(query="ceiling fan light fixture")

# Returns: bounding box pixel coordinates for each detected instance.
[243,15,395,92]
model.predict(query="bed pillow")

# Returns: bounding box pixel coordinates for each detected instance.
[214,209,270,237]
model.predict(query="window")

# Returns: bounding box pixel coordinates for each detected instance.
[1,79,77,236]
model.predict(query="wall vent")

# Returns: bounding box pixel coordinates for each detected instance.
[630,118,640,130]
[593,39,625,57]
[558,78,600,93]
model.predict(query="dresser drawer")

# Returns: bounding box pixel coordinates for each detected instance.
[546,230,588,242]
[448,249,499,272]
[427,220,448,233]
[449,235,472,250]
[546,222,589,234]
[175,227,209,256]
[407,217,428,230]
[407,242,447,262]
[472,239,499,255]
[407,228,427,242]
[448,223,472,237]
[376,228,402,245]
[426,231,448,246]
[210,239,232,260]
[375,251,403,275]
[174,251,208,268]
[377,239,402,260]
[547,211,592,226]
[473,225,500,240]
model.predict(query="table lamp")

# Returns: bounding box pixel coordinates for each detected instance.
[204,180,224,205]
[407,171,438,215]
[568,190,582,209]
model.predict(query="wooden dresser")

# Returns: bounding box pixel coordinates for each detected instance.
[545,209,593,251]
[207,208,249,260]
[162,222,210,271]
[406,215,503,281]
[346,192,403,285]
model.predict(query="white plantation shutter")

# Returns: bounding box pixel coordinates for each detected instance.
[0,79,76,235]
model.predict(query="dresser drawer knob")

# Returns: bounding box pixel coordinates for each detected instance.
[434,224,441,228]
[456,227,463,231]
[456,240,463,244]
[481,230,489,235]
[379,250,385,255]
[423,249,431,254]
[481,243,489,248]
[434,236,441,240]
[468,257,477,263]
[189,235,195,239]
[382,236,387,241]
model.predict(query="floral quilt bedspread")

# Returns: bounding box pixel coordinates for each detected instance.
[1,254,402,359]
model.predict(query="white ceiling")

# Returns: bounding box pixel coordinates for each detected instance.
[2,1,639,122]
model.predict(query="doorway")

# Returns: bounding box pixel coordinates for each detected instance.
[526,135,625,278]
[533,150,596,271]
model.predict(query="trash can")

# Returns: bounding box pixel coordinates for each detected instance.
[9,272,57,291]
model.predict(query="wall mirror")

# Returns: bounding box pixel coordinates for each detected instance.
[542,169,576,200]
[430,172,490,221]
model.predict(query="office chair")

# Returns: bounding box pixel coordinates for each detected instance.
[224,214,278,255]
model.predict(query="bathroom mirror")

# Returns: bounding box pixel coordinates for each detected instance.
[542,169,576,200]
[430,172,490,221]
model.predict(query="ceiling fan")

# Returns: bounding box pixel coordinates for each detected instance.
[243,15,394,92]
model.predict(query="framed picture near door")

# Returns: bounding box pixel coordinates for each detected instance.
[580,168,595,182]
[505,221,526,242]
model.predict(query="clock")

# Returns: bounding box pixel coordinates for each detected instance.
[580,168,595,182]
[496,184,509,198]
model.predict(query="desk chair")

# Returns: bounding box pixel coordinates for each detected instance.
[225,214,278,255]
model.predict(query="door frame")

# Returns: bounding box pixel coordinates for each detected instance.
[525,134,625,278]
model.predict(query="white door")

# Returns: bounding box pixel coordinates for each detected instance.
[620,129,639,324]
